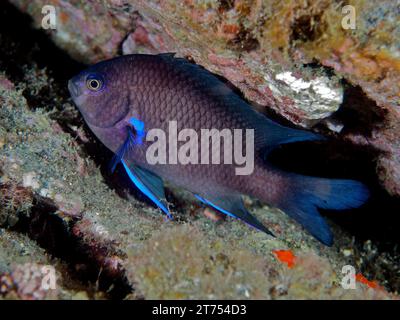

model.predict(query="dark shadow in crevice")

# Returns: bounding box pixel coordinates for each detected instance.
[265,72,400,257]
[332,83,388,138]
[11,194,133,299]
[267,91,400,292]
[0,2,85,110]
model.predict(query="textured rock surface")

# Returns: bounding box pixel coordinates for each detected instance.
[0,68,397,299]
[7,0,400,196]
[0,229,89,299]
[1,0,399,299]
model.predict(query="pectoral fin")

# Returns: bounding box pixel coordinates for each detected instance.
[109,122,171,218]
[195,193,274,236]
[109,126,136,173]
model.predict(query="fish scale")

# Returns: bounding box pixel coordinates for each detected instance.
[69,53,369,245]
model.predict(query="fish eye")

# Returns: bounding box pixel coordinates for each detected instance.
[86,74,104,92]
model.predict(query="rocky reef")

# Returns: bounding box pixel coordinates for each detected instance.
[0,1,399,299]
[8,0,400,196]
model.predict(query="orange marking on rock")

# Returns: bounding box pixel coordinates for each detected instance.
[273,250,296,268]
[222,24,239,34]
[355,273,379,289]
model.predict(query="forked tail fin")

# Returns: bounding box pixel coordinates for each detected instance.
[277,175,369,246]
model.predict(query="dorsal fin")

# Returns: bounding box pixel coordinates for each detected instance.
[158,53,324,150]
[254,116,325,150]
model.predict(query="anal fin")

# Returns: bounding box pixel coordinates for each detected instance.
[195,193,274,236]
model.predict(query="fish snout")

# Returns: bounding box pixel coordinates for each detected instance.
[68,78,81,98]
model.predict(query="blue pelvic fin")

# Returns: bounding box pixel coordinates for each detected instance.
[122,160,172,219]
[195,194,274,236]
[109,121,171,219]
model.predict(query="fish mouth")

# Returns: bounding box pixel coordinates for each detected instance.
[68,78,81,98]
